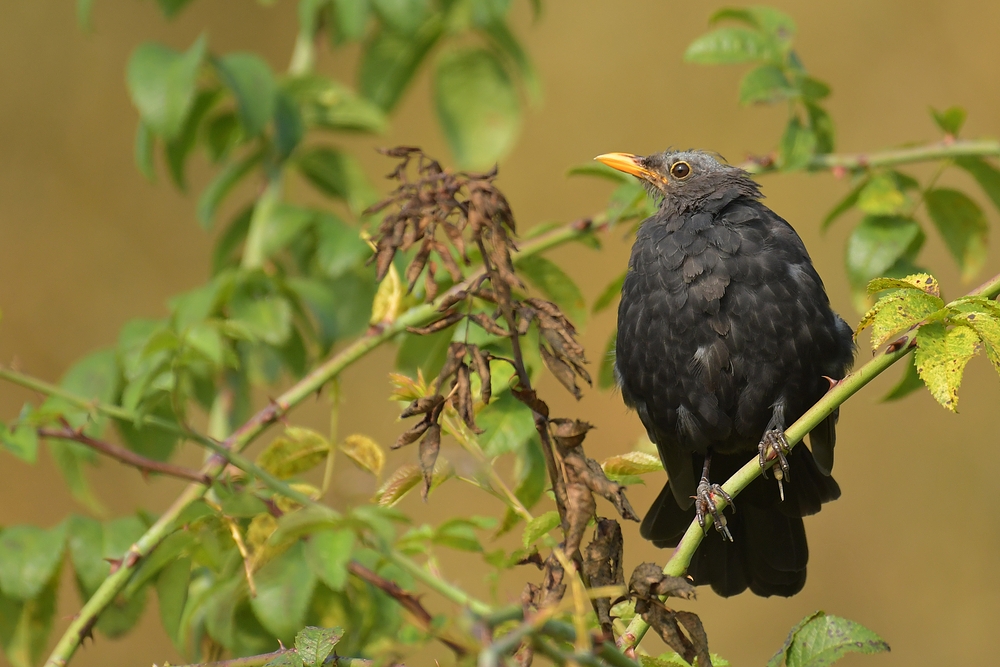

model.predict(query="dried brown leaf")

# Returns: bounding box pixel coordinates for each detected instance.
[468,312,510,337]
[400,394,445,418]
[419,423,442,500]
[583,519,624,637]
[469,345,492,404]
[675,611,712,667]
[394,418,431,449]
[406,309,464,335]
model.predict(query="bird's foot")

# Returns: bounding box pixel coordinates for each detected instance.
[758,428,791,484]
[694,476,735,542]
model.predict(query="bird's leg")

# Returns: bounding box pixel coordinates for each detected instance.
[694,454,735,542]
[758,400,792,499]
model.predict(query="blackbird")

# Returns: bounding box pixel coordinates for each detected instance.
[595,150,855,597]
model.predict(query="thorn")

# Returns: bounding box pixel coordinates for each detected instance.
[822,375,839,391]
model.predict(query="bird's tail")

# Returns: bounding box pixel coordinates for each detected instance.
[639,446,840,597]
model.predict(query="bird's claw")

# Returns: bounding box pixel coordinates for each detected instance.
[758,428,791,482]
[694,477,735,542]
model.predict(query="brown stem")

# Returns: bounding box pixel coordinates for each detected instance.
[38,426,211,485]
[347,561,468,656]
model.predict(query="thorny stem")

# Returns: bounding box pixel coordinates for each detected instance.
[618,270,1000,650]
[162,649,390,667]
[743,138,1000,174]
[37,426,211,485]
[32,220,594,667]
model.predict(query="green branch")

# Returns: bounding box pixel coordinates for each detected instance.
[33,214,604,667]
[740,138,1000,175]
[618,270,1000,651]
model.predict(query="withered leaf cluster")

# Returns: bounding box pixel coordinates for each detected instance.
[550,419,638,556]
[629,563,712,667]
[394,342,494,498]
[521,299,591,399]
[366,146,518,300]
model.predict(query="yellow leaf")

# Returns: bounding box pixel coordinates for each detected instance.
[914,322,981,411]
[340,433,386,477]
[370,263,403,324]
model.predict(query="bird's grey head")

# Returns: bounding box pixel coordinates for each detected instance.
[594,149,762,213]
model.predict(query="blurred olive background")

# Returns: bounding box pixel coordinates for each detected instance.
[2,1,1000,666]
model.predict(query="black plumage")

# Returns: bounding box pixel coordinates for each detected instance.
[596,150,855,597]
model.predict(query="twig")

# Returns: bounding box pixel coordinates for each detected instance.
[37,426,211,485]
[617,269,1000,651]
[348,560,469,656]
[160,647,394,667]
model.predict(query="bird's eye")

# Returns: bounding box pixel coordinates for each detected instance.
[670,161,691,179]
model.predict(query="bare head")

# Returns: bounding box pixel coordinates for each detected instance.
[594,150,761,213]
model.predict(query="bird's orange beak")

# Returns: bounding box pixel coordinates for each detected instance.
[594,152,656,180]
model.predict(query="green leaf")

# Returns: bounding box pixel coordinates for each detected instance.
[924,188,989,281]
[769,611,889,667]
[739,64,794,105]
[0,569,58,667]
[598,328,617,390]
[952,300,1000,375]
[296,146,377,215]
[480,21,542,105]
[258,202,315,261]
[157,556,191,648]
[155,0,195,18]
[47,440,105,514]
[359,20,443,111]
[274,90,305,161]
[915,321,981,411]
[197,150,263,230]
[845,216,924,291]
[331,0,372,43]
[315,213,371,278]
[515,255,586,326]
[433,48,521,169]
[684,27,776,65]
[954,156,1000,213]
[0,523,67,600]
[214,53,278,136]
[97,516,150,637]
[804,101,834,154]
[305,528,355,591]
[115,403,180,462]
[476,392,536,457]
[522,510,560,548]
[779,116,816,171]
[230,294,293,345]
[593,271,626,314]
[285,75,388,134]
[0,421,37,463]
[709,6,796,44]
[135,120,156,182]
[434,518,487,552]
[396,326,456,379]
[882,354,923,402]
[800,77,831,101]
[76,0,95,30]
[166,88,220,189]
[930,105,966,135]
[203,111,243,163]
[257,426,331,479]
[296,626,345,667]
[372,0,429,34]
[250,542,317,642]
[821,178,866,231]
[126,35,207,140]
[856,173,910,215]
